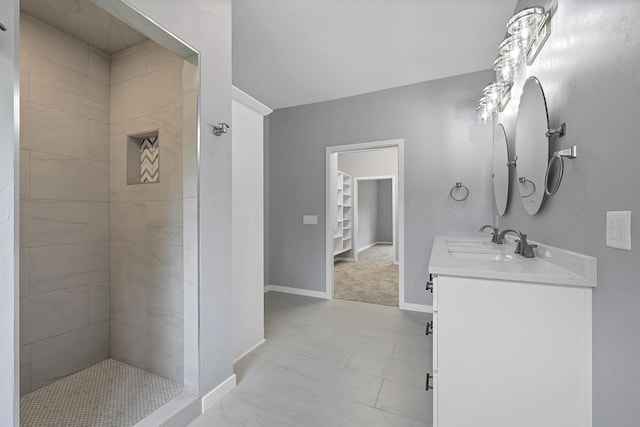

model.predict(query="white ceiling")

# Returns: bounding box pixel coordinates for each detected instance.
[233,0,519,109]
[20,0,146,54]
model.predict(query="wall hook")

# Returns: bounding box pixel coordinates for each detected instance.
[213,123,230,136]
[546,122,566,138]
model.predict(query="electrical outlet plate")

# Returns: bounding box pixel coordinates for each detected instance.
[606,211,632,250]
[303,215,317,225]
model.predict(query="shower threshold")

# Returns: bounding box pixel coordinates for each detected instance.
[21,358,184,427]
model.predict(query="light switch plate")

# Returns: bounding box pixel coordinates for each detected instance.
[606,211,632,250]
[303,215,317,225]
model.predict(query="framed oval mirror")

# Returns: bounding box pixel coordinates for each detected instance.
[515,76,549,215]
[493,124,509,216]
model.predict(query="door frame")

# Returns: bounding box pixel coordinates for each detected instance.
[325,139,405,306]
[352,175,397,264]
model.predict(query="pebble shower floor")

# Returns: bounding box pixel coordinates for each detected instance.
[20,359,183,427]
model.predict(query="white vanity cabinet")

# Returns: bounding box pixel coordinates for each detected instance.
[428,237,596,427]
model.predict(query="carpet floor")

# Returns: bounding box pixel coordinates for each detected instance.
[334,244,399,307]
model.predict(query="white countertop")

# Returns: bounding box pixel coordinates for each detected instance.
[429,236,597,288]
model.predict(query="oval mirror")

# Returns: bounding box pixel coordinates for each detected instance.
[515,77,549,215]
[493,124,509,216]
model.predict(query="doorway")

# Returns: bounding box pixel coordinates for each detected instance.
[325,140,404,307]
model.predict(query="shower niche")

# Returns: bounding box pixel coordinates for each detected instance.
[127,131,160,185]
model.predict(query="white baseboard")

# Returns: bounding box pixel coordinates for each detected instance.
[233,339,266,364]
[264,285,329,300]
[357,241,393,252]
[399,302,433,313]
[201,374,236,413]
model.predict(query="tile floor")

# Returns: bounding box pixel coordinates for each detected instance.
[189,292,433,427]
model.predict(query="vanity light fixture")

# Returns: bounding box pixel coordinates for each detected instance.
[476,5,553,122]
[507,6,551,65]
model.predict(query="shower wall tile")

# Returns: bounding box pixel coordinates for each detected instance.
[20,345,31,396]
[30,243,109,295]
[111,320,183,383]
[145,200,183,245]
[20,14,89,76]
[110,201,147,242]
[21,199,89,247]
[20,150,30,198]
[88,120,110,163]
[20,11,111,394]
[21,286,90,345]
[21,71,30,101]
[110,41,147,84]
[110,242,183,291]
[182,58,198,94]
[21,50,30,72]
[89,282,110,324]
[88,47,111,85]
[110,63,182,123]
[109,40,185,384]
[30,321,109,391]
[20,248,30,298]
[89,202,110,242]
[147,41,183,73]
[30,56,109,124]
[21,101,89,159]
[30,152,109,201]
[111,280,182,339]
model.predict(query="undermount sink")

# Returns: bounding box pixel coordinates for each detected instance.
[448,250,513,261]
[445,238,491,247]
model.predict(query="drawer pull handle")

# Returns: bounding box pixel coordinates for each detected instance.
[425,274,434,293]
[425,321,433,336]
[0,22,7,31]
[426,373,433,391]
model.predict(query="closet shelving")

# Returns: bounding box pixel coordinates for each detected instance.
[334,170,353,255]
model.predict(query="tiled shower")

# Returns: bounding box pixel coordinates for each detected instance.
[19,4,197,425]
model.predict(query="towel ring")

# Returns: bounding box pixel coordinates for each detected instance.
[450,182,469,202]
[518,177,536,198]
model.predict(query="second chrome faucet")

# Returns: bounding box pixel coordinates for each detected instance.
[479,225,538,258]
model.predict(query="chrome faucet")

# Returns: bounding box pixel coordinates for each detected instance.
[497,229,538,258]
[479,225,501,243]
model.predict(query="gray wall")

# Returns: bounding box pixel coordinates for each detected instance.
[497,1,640,425]
[268,70,494,305]
[376,179,393,243]
[357,180,378,250]
[19,14,110,395]
[0,0,20,423]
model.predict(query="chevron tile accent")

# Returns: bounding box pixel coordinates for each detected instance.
[140,136,159,183]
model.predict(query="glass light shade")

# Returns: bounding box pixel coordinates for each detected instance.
[493,56,517,84]
[479,96,497,114]
[477,104,492,123]
[483,82,505,106]
[507,7,545,42]
[499,35,527,63]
